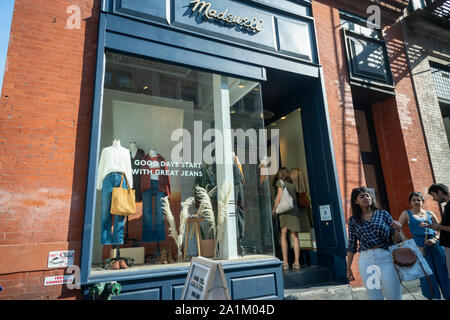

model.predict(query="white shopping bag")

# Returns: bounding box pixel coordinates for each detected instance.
[388,238,433,282]
[275,181,294,214]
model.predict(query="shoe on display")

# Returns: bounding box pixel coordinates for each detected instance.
[161,250,168,264]
[110,260,120,270]
[119,259,128,269]
[167,252,174,264]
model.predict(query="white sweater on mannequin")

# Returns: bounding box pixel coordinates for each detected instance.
[96,140,133,190]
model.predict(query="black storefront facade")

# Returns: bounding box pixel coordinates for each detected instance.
[80,0,349,300]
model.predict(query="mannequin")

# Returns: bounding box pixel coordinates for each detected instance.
[123,141,145,249]
[97,139,133,270]
[129,142,137,158]
[140,147,171,260]
[195,163,217,192]
[232,152,245,256]
[258,156,273,253]
[129,142,145,203]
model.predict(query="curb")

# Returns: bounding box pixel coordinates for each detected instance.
[284,280,428,300]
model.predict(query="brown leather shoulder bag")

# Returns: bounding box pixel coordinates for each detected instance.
[392,247,417,267]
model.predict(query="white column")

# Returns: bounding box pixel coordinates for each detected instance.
[213,74,237,260]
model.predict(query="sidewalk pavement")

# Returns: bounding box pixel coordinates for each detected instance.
[284,279,432,300]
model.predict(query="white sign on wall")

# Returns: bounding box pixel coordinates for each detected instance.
[48,250,74,268]
[319,204,332,222]
[44,275,75,286]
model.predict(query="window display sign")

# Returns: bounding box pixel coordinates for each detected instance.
[181,256,230,300]
[48,250,75,268]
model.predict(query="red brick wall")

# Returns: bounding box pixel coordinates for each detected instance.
[312,1,366,219]
[312,0,437,288]
[0,0,99,299]
[312,0,366,287]
[380,22,438,217]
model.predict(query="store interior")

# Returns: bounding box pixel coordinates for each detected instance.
[90,53,317,274]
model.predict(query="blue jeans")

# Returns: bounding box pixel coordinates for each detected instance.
[359,248,402,300]
[420,242,450,300]
[142,180,165,242]
[101,172,126,245]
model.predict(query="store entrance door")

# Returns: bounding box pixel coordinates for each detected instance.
[261,68,348,286]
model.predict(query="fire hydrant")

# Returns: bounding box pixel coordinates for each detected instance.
[89,281,122,300]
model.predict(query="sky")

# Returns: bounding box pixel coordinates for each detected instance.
[0,0,15,94]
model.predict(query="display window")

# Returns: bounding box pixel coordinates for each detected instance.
[90,52,274,274]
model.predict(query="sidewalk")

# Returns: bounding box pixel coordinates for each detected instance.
[284,280,431,300]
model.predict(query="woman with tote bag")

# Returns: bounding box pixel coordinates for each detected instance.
[272,168,303,270]
[398,191,450,300]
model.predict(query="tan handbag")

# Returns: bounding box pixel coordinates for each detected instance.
[110,173,136,216]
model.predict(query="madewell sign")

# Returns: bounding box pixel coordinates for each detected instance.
[189,0,264,32]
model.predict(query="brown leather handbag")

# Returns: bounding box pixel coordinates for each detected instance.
[296,171,311,208]
[110,173,136,216]
[392,247,417,267]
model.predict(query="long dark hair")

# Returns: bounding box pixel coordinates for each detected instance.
[351,187,378,225]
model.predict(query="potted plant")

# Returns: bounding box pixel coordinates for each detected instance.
[162,196,194,262]
[194,185,217,258]
[161,183,232,261]
[195,184,232,258]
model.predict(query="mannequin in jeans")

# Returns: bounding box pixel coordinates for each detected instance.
[97,139,133,270]
[141,148,171,261]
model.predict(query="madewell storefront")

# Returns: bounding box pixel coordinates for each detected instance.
[80,0,348,300]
